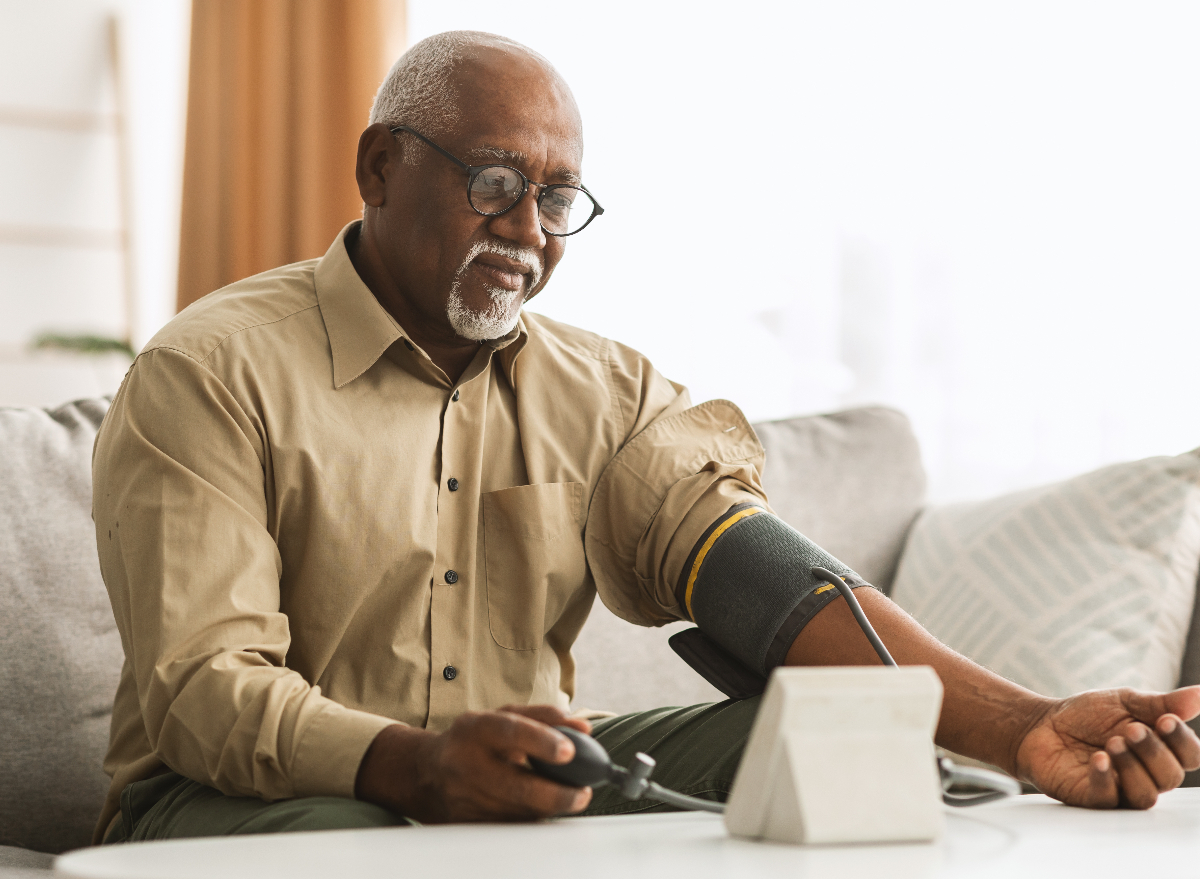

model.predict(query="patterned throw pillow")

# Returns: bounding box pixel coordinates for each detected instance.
[890,450,1200,698]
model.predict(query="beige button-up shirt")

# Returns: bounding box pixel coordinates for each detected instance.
[92,222,766,839]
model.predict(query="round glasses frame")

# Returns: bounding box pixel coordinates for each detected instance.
[389,125,604,237]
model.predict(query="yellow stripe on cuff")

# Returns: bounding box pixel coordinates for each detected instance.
[684,506,763,620]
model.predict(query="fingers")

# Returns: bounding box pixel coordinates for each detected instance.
[424,712,596,822]
[1107,689,1200,808]
[487,710,594,814]
[497,763,593,818]
[1164,686,1200,723]
[1124,685,1200,726]
[371,709,598,824]
[1157,714,1200,772]
[500,704,593,736]
[1085,750,1118,808]
[448,766,590,821]
[559,716,594,734]
[1108,716,1199,809]
[1123,722,1184,792]
[1107,735,1159,809]
[483,711,575,766]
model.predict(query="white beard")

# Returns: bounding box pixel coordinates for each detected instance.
[445,241,543,341]
[446,283,521,341]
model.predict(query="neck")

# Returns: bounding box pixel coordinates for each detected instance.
[347,223,481,383]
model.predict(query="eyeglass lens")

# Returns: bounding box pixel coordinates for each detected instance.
[469,166,595,235]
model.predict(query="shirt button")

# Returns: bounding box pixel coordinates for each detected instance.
[443,665,458,681]
[445,570,459,584]
[451,390,460,402]
[447,477,459,492]
[402,339,414,351]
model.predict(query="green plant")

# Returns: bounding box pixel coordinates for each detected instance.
[33,333,135,359]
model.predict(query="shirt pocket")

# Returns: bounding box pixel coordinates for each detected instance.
[483,482,586,651]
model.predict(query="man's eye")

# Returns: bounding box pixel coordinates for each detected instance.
[542,191,574,218]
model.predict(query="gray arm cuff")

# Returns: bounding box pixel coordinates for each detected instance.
[684,509,872,675]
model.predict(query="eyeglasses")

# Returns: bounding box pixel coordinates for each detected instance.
[389,125,604,237]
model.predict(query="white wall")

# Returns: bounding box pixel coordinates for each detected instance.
[4,2,1196,503]
[0,0,190,405]
[409,0,1200,502]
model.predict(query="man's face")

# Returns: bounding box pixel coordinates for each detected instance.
[368,50,584,342]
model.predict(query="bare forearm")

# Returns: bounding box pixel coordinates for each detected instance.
[785,588,1053,775]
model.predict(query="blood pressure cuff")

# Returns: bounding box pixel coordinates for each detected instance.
[668,503,873,699]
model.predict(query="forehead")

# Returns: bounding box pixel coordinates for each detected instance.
[446,50,584,181]
[458,139,582,186]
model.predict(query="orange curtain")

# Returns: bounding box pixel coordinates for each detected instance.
[176,0,405,312]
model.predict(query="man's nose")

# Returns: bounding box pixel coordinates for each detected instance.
[488,187,546,250]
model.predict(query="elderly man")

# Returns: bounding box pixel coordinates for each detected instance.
[93,31,1200,842]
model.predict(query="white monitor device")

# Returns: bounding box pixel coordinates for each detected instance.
[724,665,945,845]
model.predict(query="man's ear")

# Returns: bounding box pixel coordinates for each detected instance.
[356,123,398,208]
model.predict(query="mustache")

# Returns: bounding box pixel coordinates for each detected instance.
[457,240,544,294]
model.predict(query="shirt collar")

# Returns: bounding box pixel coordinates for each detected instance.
[315,221,529,389]
[315,222,404,389]
[496,317,528,389]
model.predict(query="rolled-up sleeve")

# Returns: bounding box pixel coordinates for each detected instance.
[585,392,769,627]
[93,347,394,801]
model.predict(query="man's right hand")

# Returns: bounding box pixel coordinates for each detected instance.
[354,705,594,823]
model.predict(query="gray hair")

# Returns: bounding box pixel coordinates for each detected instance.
[369,31,547,164]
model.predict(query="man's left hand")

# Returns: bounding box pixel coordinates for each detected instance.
[1016,685,1200,808]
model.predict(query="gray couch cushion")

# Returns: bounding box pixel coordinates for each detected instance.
[0,845,53,871]
[892,450,1200,698]
[0,398,122,855]
[572,405,927,714]
[753,406,926,594]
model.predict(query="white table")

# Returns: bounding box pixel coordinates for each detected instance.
[56,789,1200,879]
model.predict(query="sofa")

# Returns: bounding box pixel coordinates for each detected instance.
[3,397,1199,873]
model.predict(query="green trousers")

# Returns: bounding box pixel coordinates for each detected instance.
[106,698,760,842]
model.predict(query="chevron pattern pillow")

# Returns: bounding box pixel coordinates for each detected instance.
[890,450,1200,698]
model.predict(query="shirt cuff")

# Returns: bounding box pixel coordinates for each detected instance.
[290,700,400,799]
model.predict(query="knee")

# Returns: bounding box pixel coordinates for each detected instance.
[242,797,410,834]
